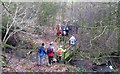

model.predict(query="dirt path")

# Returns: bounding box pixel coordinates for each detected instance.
[3,31,77,72]
[3,53,77,72]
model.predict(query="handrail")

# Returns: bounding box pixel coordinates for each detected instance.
[63,45,78,63]
[63,41,79,63]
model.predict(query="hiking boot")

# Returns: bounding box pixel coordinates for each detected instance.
[47,63,51,66]
[36,64,40,66]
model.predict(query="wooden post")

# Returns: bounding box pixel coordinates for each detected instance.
[63,52,66,64]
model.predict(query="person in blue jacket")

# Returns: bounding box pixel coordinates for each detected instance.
[38,43,46,65]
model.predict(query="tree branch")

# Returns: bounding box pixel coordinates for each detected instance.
[1,1,12,15]
[2,5,18,42]
[90,26,107,48]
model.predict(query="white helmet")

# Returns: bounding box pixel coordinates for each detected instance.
[50,41,53,45]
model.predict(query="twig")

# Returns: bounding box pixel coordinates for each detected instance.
[105,28,117,48]
[2,43,16,49]
[1,1,12,15]
[91,56,120,60]
[90,26,107,48]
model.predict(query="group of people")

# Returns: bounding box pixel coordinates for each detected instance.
[38,41,65,66]
[57,21,69,36]
[38,35,77,66]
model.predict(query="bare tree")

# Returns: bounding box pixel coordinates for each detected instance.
[2,2,39,47]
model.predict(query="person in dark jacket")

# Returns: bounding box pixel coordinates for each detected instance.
[47,42,55,66]
[65,25,69,36]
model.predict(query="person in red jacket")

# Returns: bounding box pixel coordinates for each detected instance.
[57,24,62,36]
[47,42,55,66]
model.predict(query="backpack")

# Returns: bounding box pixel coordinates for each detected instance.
[47,47,53,54]
[57,49,62,55]
[70,39,75,45]
[58,29,62,35]
[61,26,65,31]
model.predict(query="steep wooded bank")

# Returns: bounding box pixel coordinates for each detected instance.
[1,2,120,72]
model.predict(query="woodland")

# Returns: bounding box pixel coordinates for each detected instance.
[1,1,120,73]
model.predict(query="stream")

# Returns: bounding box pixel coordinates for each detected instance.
[69,52,120,72]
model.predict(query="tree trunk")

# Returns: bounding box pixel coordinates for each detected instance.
[117,2,120,55]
